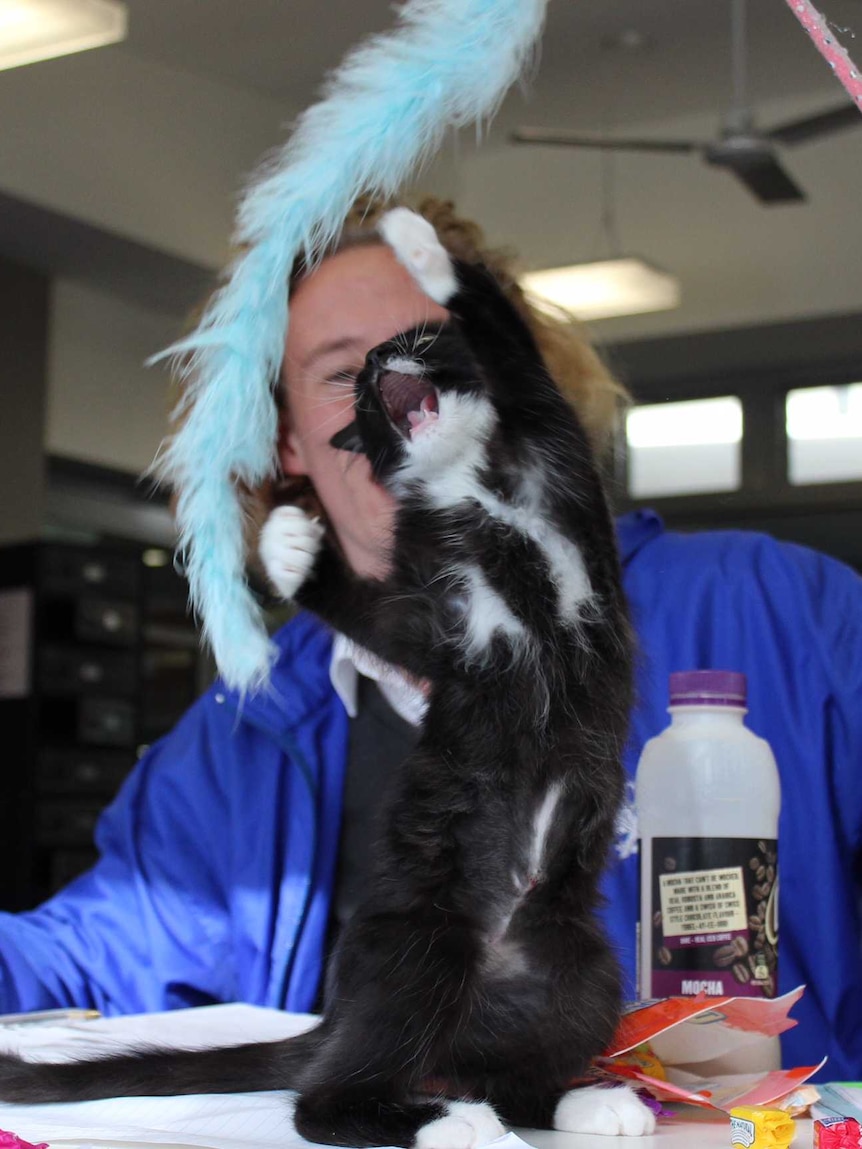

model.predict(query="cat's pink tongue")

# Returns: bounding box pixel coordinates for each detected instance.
[407,395,439,436]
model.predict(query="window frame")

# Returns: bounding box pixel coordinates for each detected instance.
[615,362,862,521]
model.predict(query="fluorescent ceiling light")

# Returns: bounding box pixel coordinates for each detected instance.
[0,0,127,71]
[521,257,681,322]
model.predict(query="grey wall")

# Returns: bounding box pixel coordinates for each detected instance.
[0,257,50,544]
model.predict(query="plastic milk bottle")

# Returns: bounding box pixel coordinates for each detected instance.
[636,670,780,1004]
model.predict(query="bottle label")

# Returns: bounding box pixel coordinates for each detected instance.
[647,837,778,998]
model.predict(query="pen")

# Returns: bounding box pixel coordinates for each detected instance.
[0,1008,101,1027]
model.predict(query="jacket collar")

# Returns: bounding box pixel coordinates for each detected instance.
[616,509,664,566]
[225,612,336,736]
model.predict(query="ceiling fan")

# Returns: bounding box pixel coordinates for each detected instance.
[511,0,861,205]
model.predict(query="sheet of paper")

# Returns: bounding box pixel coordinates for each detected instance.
[0,1091,300,1149]
[0,1007,538,1149]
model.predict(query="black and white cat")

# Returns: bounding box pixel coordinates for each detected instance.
[0,210,654,1146]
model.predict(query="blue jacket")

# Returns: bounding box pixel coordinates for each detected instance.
[0,511,859,1079]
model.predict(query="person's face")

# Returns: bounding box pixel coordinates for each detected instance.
[279,243,448,578]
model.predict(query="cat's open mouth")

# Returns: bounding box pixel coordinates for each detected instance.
[377,369,439,439]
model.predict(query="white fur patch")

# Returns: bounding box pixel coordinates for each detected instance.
[259,506,325,601]
[459,563,528,661]
[379,207,458,305]
[526,781,563,883]
[414,1100,505,1149]
[491,783,563,947]
[395,391,497,491]
[426,460,594,625]
[554,1084,656,1137]
[411,454,593,639]
[478,478,592,624]
[384,355,425,376]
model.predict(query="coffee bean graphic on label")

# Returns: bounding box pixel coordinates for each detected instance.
[714,944,738,968]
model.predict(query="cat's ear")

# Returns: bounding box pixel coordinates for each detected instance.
[329,421,366,454]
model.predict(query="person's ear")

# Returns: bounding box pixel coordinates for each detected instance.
[277,404,307,477]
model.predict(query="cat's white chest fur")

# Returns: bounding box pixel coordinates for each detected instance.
[487,782,564,953]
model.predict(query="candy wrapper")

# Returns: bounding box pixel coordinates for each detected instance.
[772,1085,821,1117]
[814,1116,862,1148]
[599,986,826,1115]
[0,1131,48,1149]
[729,1106,794,1148]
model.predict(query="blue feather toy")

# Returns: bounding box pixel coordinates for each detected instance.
[156,0,549,693]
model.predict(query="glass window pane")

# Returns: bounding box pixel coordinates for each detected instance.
[786,384,862,486]
[626,396,743,499]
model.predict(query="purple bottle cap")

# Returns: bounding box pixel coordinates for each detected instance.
[669,670,747,708]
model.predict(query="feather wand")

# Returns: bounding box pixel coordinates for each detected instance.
[155,0,548,693]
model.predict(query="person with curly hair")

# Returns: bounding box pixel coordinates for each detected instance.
[0,199,859,1082]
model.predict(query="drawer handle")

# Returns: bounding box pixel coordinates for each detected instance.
[79,662,104,684]
[100,609,123,632]
[82,563,107,584]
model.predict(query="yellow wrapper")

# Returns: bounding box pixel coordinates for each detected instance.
[730,1106,795,1148]
[610,1041,667,1081]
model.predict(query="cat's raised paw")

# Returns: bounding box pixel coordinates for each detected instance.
[378,208,457,305]
[259,505,325,601]
[414,1100,505,1149]
[554,1083,656,1137]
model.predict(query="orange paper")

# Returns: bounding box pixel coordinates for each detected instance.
[597,986,825,1115]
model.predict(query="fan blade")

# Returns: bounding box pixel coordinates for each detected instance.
[510,128,699,155]
[705,145,806,203]
[765,103,861,146]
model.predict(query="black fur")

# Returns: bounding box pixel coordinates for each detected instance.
[0,252,634,1147]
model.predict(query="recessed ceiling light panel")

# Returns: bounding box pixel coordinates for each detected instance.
[521,257,681,322]
[0,0,127,72]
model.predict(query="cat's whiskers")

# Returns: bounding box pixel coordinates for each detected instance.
[412,319,443,358]
[308,400,361,437]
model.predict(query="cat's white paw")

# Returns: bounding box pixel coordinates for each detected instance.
[554,1083,656,1137]
[259,505,325,601]
[414,1100,505,1149]
[378,207,458,305]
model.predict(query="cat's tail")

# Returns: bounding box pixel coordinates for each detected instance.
[0,1026,324,1103]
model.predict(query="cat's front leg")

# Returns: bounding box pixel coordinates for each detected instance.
[259,506,429,676]
[378,208,457,306]
[259,505,326,601]
[259,504,365,628]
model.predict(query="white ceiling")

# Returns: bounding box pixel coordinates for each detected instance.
[2,0,862,347]
[118,0,858,120]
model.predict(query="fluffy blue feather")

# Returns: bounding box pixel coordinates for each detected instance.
[157,0,549,693]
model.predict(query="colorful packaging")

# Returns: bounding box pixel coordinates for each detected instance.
[814,1116,862,1148]
[729,1106,794,1148]
[0,1132,49,1149]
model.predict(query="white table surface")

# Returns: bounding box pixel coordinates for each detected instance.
[521,1111,812,1147]
[0,1007,816,1149]
[12,1116,816,1149]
